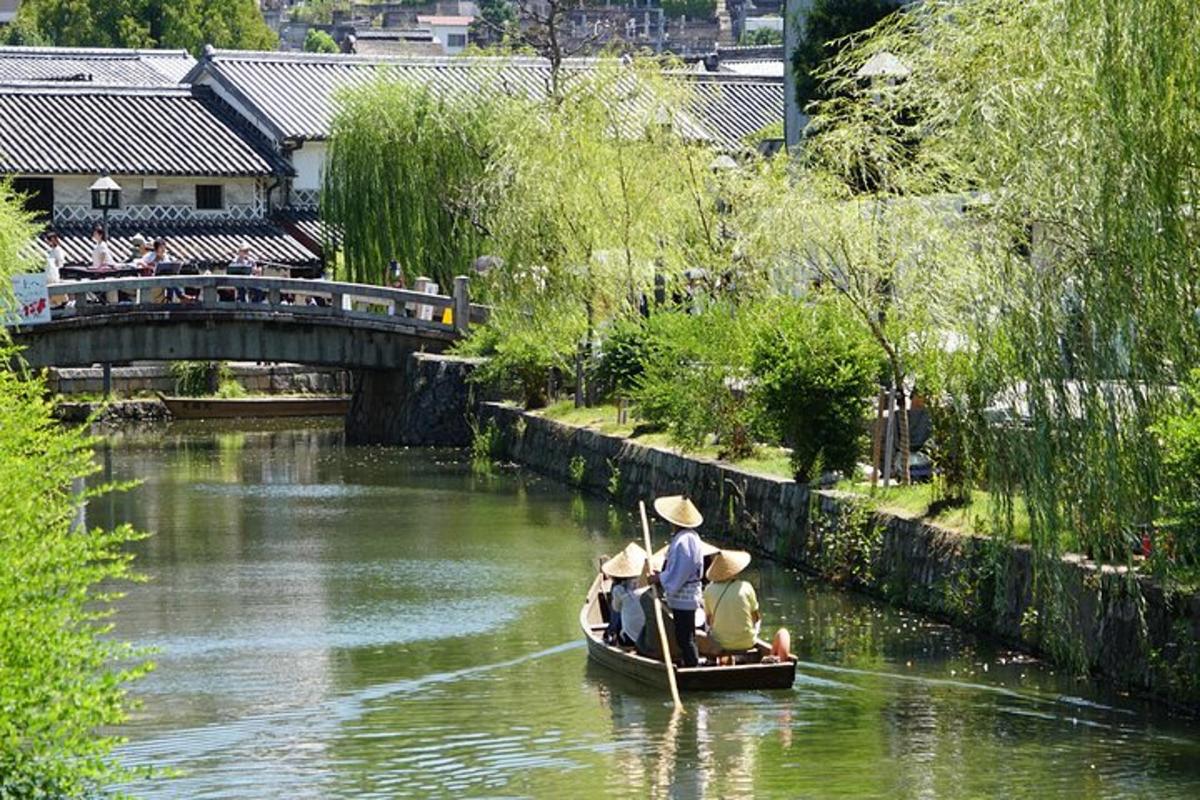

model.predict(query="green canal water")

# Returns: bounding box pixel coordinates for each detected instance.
[92,421,1200,799]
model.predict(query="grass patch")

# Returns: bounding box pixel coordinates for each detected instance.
[536,401,794,480]
[839,480,1036,545]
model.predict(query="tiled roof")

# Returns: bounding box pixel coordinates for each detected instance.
[0,84,284,176]
[190,50,782,149]
[0,46,195,85]
[46,220,321,268]
[680,74,785,145]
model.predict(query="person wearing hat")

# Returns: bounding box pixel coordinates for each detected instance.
[699,550,760,656]
[650,495,706,668]
[601,543,649,647]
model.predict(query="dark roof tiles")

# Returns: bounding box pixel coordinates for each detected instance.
[194,50,783,149]
[0,46,195,85]
[0,84,282,176]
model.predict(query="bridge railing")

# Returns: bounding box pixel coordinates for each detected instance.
[47,274,489,336]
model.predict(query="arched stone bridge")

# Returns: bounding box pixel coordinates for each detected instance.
[11,274,489,445]
[14,274,485,370]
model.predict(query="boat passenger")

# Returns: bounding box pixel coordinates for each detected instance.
[698,550,760,657]
[600,543,648,647]
[649,495,705,668]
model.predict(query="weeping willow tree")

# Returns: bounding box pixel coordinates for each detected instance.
[322,75,498,288]
[808,0,1200,660]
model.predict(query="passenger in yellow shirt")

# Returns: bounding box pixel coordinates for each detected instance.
[699,550,760,655]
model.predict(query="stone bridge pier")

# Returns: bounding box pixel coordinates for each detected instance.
[346,353,483,447]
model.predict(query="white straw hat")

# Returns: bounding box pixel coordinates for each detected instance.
[601,542,648,579]
[706,549,751,582]
[653,495,703,529]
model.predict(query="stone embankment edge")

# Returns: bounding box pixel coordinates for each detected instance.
[477,401,1200,712]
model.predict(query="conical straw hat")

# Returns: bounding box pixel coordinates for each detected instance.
[601,542,648,579]
[706,549,751,582]
[653,495,703,529]
[649,539,721,572]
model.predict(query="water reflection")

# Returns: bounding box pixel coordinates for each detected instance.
[99,422,1200,799]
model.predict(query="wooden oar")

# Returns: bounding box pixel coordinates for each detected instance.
[640,500,683,712]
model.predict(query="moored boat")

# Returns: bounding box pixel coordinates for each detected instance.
[580,572,797,692]
[157,393,350,420]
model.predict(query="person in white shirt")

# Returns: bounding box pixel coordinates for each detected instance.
[601,543,650,647]
[45,230,67,307]
[90,225,113,269]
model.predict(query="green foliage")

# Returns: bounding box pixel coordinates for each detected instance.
[791,0,902,113]
[0,180,151,793]
[472,0,516,41]
[215,378,248,399]
[303,28,339,53]
[606,458,622,497]
[740,27,783,46]
[171,361,234,397]
[632,305,760,460]
[469,417,503,472]
[751,297,879,481]
[568,454,587,487]
[1154,371,1200,565]
[460,303,581,409]
[662,0,715,19]
[14,0,278,54]
[590,314,652,400]
[290,0,350,24]
[807,493,881,585]
[324,79,496,289]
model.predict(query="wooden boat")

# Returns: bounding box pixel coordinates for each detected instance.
[580,572,797,691]
[157,393,350,420]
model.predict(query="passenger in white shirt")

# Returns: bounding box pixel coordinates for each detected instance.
[45,230,67,307]
[90,224,113,269]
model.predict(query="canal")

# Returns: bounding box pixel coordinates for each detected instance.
[93,421,1200,798]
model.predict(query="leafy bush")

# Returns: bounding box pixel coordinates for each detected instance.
[459,305,581,409]
[751,299,879,481]
[591,314,653,401]
[1154,371,1200,565]
[303,28,339,53]
[0,354,151,794]
[632,305,760,459]
[171,360,235,397]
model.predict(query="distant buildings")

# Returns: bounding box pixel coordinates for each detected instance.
[0,45,783,270]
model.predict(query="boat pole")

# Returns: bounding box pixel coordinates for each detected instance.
[640,501,683,712]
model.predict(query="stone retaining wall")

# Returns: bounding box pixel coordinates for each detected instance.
[478,401,1200,711]
[46,363,350,396]
[346,353,482,446]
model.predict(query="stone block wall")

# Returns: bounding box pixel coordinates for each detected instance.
[46,363,349,396]
[478,401,1200,711]
[345,352,483,446]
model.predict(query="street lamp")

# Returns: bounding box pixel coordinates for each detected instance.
[89,175,122,238]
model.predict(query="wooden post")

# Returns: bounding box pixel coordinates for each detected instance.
[453,275,470,335]
[574,345,584,408]
[871,390,885,487]
[102,362,112,399]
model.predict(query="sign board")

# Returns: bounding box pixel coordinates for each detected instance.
[4,272,51,327]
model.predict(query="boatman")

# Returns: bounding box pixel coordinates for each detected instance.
[650,495,705,668]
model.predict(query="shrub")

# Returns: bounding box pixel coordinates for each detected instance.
[632,305,760,459]
[303,28,339,53]
[459,304,581,410]
[0,354,151,794]
[1154,370,1200,565]
[751,298,879,481]
[590,314,652,401]
[171,361,235,397]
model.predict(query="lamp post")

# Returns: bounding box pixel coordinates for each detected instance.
[89,175,122,239]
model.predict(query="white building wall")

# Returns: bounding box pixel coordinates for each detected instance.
[291,143,326,193]
[49,175,265,223]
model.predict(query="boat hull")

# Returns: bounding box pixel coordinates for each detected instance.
[580,574,797,692]
[158,394,350,420]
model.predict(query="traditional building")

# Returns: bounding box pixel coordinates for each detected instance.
[0,47,322,272]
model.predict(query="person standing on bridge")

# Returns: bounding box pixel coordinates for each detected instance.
[649,495,705,668]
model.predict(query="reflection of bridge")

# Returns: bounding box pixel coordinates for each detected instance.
[12,274,488,445]
[15,275,484,370]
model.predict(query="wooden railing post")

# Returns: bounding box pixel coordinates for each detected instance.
[453,275,470,336]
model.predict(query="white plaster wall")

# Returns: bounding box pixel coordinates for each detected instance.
[48,175,264,220]
[291,143,327,192]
